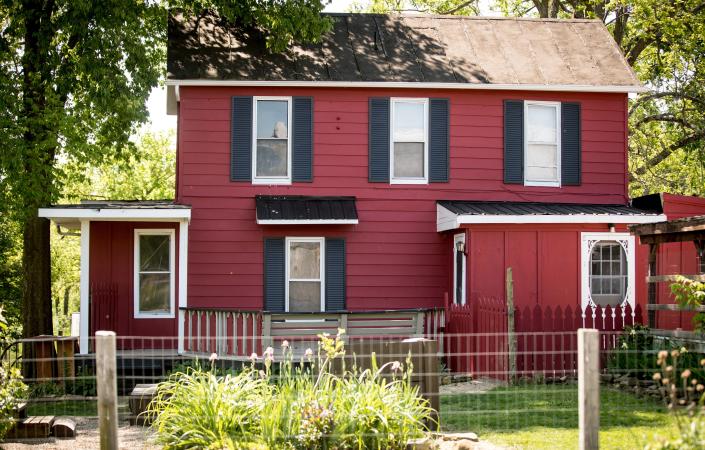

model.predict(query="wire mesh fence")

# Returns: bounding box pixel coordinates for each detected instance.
[1,329,703,448]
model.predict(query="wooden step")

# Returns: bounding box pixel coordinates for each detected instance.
[6,416,55,439]
[13,402,27,419]
[52,418,77,438]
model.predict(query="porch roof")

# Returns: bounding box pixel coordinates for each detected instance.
[255,195,358,225]
[629,215,705,244]
[437,200,666,232]
[38,200,191,229]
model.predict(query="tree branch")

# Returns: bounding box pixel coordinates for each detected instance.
[630,130,705,180]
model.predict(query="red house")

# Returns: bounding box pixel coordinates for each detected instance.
[40,13,682,356]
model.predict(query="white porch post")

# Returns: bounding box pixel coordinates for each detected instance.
[79,220,90,354]
[177,219,189,353]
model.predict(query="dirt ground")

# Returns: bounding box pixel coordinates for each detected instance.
[1,417,159,450]
[440,377,505,395]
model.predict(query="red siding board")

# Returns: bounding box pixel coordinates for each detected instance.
[178,86,629,312]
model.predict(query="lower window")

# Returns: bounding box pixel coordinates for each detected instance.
[134,229,175,318]
[581,233,634,310]
[286,237,324,312]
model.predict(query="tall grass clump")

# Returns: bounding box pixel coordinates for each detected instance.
[147,330,435,450]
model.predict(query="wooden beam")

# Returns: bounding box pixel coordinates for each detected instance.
[646,274,705,283]
[646,304,705,312]
[647,243,657,328]
[631,216,705,236]
[639,231,705,245]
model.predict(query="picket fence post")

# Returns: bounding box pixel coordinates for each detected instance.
[578,328,599,450]
[96,331,119,450]
[506,267,516,382]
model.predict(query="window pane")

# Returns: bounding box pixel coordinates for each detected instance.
[289,242,321,279]
[527,104,557,143]
[289,281,321,312]
[140,235,170,271]
[589,241,627,307]
[256,140,288,177]
[393,142,424,178]
[139,273,170,313]
[526,144,558,182]
[257,100,288,139]
[393,102,425,141]
[525,165,557,183]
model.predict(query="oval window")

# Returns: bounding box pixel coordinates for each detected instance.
[589,241,627,307]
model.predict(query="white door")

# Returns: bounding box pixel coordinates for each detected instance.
[453,233,467,305]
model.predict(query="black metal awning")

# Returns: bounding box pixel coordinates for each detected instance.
[255,196,358,225]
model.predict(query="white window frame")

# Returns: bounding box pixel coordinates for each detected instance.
[285,237,325,313]
[580,232,635,311]
[453,233,467,306]
[134,229,176,319]
[252,96,293,185]
[390,97,429,184]
[524,100,561,187]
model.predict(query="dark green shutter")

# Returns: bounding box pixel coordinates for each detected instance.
[369,97,390,182]
[263,238,285,312]
[325,238,346,311]
[292,97,313,182]
[503,100,524,184]
[429,98,450,182]
[561,102,581,185]
[231,96,253,181]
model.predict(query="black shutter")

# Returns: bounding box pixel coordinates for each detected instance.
[369,97,390,182]
[561,102,581,186]
[325,238,346,311]
[263,238,285,312]
[503,100,524,184]
[292,97,314,182]
[231,96,253,181]
[429,98,450,183]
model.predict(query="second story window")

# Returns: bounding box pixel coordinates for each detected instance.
[391,98,428,184]
[524,101,560,187]
[253,97,292,184]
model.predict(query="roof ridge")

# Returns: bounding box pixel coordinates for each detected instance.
[322,12,602,23]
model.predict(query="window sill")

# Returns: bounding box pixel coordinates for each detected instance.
[390,178,429,185]
[134,313,175,319]
[524,181,561,188]
[252,178,292,185]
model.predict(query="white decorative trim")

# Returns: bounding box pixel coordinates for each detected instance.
[580,232,636,317]
[79,220,90,355]
[38,208,191,221]
[285,237,325,313]
[166,79,647,93]
[257,219,358,225]
[177,220,189,353]
[133,229,176,319]
[524,101,561,187]
[252,96,293,185]
[453,233,467,306]
[390,97,429,184]
[436,204,668,231]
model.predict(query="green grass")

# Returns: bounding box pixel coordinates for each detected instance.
[441,384,679,449]
[26,399,98,416]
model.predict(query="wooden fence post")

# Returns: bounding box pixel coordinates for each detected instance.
[578,328,599,450]
[96,331,119,450]
[506,267,516,382]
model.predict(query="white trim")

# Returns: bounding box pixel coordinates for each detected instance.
[177,220,189,353]
[38,207,191,221]
[166,79,647,93]
[133,229,176,319]
[453,233,467,306]
[580,232,636,311]
[285,237,325,313]
[79,220,90,355]
[252,96,293,185]
[257,219,358,225]
[390,98,429,184]
[436,204,668,231]
[524,101,561,187]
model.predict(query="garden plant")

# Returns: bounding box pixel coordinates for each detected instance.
[146,330,435,450]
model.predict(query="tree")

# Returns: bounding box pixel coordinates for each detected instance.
[0,1,330,355]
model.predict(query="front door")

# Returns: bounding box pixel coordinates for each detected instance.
[453,233,467,305]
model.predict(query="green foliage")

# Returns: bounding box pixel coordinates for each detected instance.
[147,332,434,449]
[350,0,480,14]
[64,366,97,397]
[0,363,28,440]
[0,215,22,331]
[670,276,705,333]
[646,349,705,449]
[608,324,657,378]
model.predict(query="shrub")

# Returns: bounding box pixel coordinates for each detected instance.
[147,331,435,450]
[0,308,28,440]
[646,350,705,450]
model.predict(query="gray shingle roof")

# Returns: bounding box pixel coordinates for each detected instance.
[438,200,660,217]
[168,12,641,89]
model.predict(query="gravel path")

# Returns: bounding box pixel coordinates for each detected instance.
[440,378,505,395]
[1,417,159,450]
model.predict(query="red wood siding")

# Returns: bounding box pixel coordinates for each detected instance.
[178,86,629,312]
[461,224,649,314]
[89,222,179,339]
